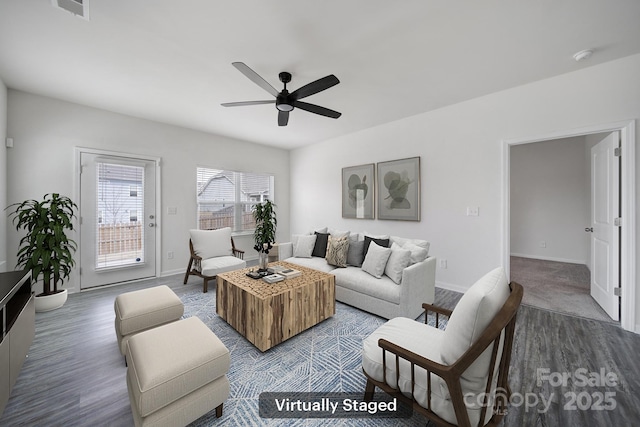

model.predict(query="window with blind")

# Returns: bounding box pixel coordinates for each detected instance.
[196,167,274,232]
[96,162,145,268]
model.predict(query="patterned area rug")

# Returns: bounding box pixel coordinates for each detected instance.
[177,285,447,426]
[510,256,616,323]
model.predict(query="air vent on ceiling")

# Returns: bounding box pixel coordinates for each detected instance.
[51,0,90,20]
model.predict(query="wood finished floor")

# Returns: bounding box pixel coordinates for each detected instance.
[1,275,639,426]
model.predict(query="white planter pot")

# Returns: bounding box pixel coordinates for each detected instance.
[35,289,68,312]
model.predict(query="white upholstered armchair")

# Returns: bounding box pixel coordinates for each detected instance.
[183,227,246,292]
[361,267,523,427]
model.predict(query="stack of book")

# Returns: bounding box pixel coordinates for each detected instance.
[262,274,285,284]
[278,268,301,279]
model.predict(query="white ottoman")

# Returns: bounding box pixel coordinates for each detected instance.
[114,285,184,355]
[126,317,230,427]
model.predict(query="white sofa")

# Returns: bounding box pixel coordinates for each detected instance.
[278,230,436,320]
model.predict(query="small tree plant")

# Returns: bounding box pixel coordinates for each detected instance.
[252,200,277,255]
[7,193,78,296]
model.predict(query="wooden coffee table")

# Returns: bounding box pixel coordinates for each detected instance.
[216,262,335,351]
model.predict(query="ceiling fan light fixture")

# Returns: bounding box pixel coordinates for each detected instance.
[276,101,294,112]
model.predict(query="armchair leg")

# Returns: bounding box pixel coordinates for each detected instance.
[184,258,194,284]
[364,379,375,402]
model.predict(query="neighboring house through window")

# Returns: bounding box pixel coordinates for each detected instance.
[196,167,274,232]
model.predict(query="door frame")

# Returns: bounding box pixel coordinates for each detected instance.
[501,120,636,332]
[74,147,162,292]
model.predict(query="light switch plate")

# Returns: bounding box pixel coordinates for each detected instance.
[466,206,479,216]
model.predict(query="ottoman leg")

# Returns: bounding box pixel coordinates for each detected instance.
[216,403,223,418]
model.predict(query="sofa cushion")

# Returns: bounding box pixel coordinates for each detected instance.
[346,237,365,267]
[189,228,232,259]
[285,256,336,273]
[363,236,390,258]
[328,228,350,239]
[384,243,412,284]
[312,232,330,258]
[326,236,349,268]
[333,267,400,304]
[390,236,430,252]
[292,234,316,258]
[362,242,392,279]
[402,242,429,264]
[440,267,510,396]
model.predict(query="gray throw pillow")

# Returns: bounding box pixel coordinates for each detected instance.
[347,239,365,267]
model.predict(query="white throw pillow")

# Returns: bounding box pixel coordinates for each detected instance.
[328,228,350,240]
[402,242,429,264]
[384,243,412,284]
[293,234,317,258]
[361,242,392,279]
[189,228,232,259]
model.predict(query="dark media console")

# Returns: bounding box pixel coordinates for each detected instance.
[0,270,34,415]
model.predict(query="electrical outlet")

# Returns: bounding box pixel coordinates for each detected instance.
[439,259,447,269]
[167,251,174,259]
[540,241,546,248]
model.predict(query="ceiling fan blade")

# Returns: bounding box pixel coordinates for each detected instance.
[278,110,289,126]
[232,62,279,97]
[290,75,340,100]
[278,111,289,126]
[293,101,341,119]
[221,100,275,107]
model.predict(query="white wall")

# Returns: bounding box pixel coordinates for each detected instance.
[290,53,640,305]
[510,137,590,264]
[0,77,6,272]
[6,90,290,293]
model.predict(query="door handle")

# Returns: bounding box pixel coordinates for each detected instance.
[585,227,593,232]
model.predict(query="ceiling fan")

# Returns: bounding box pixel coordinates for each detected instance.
[221,62,341,126]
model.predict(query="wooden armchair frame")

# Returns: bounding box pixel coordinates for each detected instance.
[183,237,244,293]
[364,282,523,427]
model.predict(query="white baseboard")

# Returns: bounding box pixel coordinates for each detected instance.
[0,260,6,273]
[161,268,184,277]
[510,253,587,265]
[436,280,469,294]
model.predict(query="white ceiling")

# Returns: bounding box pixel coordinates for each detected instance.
[1,0,639,150]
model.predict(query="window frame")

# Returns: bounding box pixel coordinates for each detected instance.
[196,166,274,234]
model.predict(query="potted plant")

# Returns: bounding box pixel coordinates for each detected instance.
[7,193,78,312]
[252,200,277,272]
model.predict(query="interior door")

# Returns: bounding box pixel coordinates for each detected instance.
[590,132,620,321]
[79,153,157,289]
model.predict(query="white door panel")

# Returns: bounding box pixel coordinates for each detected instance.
[80,153,157,288]
[590,132,620,321]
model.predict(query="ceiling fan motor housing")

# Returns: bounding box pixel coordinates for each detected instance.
[276,90,294,111]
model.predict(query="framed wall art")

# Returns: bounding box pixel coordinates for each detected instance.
[342,163,375,219]
[377,157,420,221]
